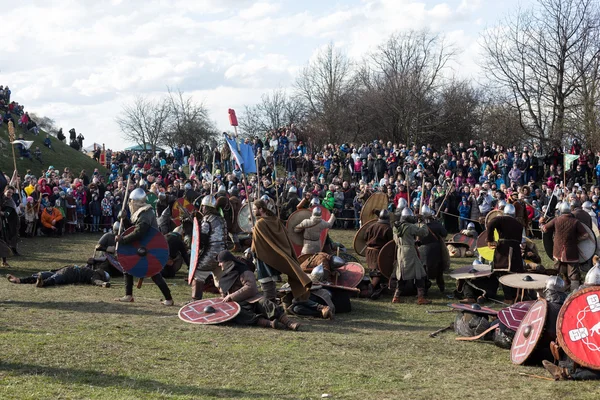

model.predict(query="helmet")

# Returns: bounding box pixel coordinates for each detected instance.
[397,198,408,211]
[310,264,325,283]
[570,199,581,209]
[401,208,414,217]
[312,207,322,217]
[379,209,390,222]
[112,221,120,233]
[330,255,345,268]
[184,183,192,191]
[158,192,166,200]
[173,226,184,236]
[138,180,147,189]
[583,201,593,211]
[201,195,217,208]
[310,198,320,207]
[129,188,147,202]
[545,276,566,292]
[420,205,433,218]
[218,184,226,193]
[497,200,506,209]
[472,259,483,265]
[288,186,297,194]
[584,265,600,286]
[558,201,571,215]
[467,222,475,230]
[503,204,515,216]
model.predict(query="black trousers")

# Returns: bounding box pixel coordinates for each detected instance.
[124,273,172,300]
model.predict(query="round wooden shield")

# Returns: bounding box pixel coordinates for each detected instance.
[238,203,253,234]
[187,217,201,284]
[542,230,554,260]
[377,240,396,279]
[171,198,194,227]
[106,254,124,273]
[447,303,498,316]
[309,205,330,253]
[178,298,241,325]
[353,219,376,256]
[331,262,365,288]
[485,209,503,228]
[117,226,168,278]
[578,223,596,263]
[448,233,476,250]
[499,273,551,290]
[448,264,493,280]
[498,301,535,331]
[476,230,499,261]
[286,209,312,257]
[557,287,600,370]
[360,192,389,226]
[510,298,548,365]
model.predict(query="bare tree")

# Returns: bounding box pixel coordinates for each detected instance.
[116,96,169,153]
[482,0,600,147]
[28,113,58,135]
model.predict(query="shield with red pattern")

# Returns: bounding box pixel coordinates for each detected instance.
[510,298,547,365]
[310,205,331,253]
[171,198,194,227]
[187,217,201,284]
[498,301,535,331]
[286,209,312,257]
[447,233,477,251]
[329,262,365,289]
[117,226,168,278]
[557,287,600,370]
[178,298,241,325]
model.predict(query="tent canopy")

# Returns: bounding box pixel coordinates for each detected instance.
[124,144,165,151]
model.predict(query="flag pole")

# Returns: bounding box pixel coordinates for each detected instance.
[8,121,20,197]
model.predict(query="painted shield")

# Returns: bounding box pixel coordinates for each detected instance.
[485,209,503,228]
[238,203,253,234]
[510,298,547,365]
[106,254,124,273]
[353,219,376,256]
[499,273,551,290]
[448,233,476,250]
[117,226,168,278]
[360,192,389,226]
[286,209,312,257]
[476,230,499,261]
[447,303,498,316]
[448,264,493,280]
[377,240,396,279]
[146,192,158,210]
[557,287,600,370]
[331,262,365,288]
[498,301,535,331]
[178,298,241,325]
[171,198,194,227]
[187,218,201,285]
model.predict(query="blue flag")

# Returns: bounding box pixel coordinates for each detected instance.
[223,134,256,174]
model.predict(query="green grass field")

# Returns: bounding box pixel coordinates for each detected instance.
[1,231,599,400]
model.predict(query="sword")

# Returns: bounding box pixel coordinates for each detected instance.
[429,323,454,338]
[426,309,455,314]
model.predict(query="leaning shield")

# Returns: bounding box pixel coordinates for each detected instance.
[448,264,493,280]
[171,198,194,227]
[117,226,168,278]
[360,192,389,226]
[447,303,498,316]
[510,298,547,365]
[476,229,498,261]
[187,218,201,284]
[286,209,312,257]
[178,298,241,325]
[498,301,535,331]
[353,219,376,256]
[377,240,396,279]
[447,233,477,251]
[485,209,503,228]
[237,203,253,234]
[557,287,600,370]
[330,262,365,288]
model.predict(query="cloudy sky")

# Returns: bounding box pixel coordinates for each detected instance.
[0,0,530,150]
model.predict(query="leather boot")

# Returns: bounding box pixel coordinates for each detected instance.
[570,280,580,292]
[550,341,561,361]
[278,315,301,331]
[261,281,277,301]
[317,305,334,320]
[257,318,275,329]
[392,287,402,303]
[542,360,568,380]
[192,279,204,301]
[417,288,431,305]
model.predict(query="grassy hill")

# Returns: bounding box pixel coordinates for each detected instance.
[0,121,108,178]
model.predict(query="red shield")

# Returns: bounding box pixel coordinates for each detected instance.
[447,303,498,316]
[171,198,194,227]
[498,301,535,331]
[286,209,312,257]
[178,298,241,325]
[309,205,330,253]
[117,226,168,278]
[557,287,600,370]
[330,262,364,288]
[448,233,476,251]
[510,298,547,365]
[187,217,201,284]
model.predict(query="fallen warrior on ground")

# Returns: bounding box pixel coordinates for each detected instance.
[6,262,111,288]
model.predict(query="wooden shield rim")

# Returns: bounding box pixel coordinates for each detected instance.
[333,262,365,288]
[353,219,376,256]
[497,301,535,331]
[178,298,241,325]
[360,192,389,226]
[377,240,396,279]
[485,209,503,228]
[238,203,253,234]
[448,264,493,280]
[510,298,547,365]
[557,287,600,370]
[286,209,312,247]
[188,218,200,285]
[578,223,596,263]
[498,273,551,290]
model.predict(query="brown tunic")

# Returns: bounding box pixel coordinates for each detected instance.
[486,216,525,272]
[543,214,587,263]
[229,196,242,234]
[364,221,393,270]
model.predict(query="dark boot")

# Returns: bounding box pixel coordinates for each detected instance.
[191,279,204,300]
[11,247,21,256]
[260,281,277,301]
[417,288,431,305]
[317,305,334,320]
[436,276,445,293]
[370,283,387,300]
[278,314,301,331]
